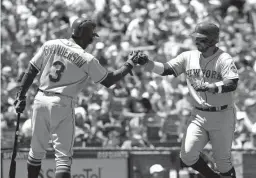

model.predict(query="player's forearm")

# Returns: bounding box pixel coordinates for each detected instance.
[100,62,133,88]
[17,63,39,98]
[208,78,239,93]
[144,60,175,76]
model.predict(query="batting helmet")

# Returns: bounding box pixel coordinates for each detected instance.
[71,18,99,38]
[191,22,219,41]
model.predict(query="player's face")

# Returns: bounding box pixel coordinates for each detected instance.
[194,37,210,52]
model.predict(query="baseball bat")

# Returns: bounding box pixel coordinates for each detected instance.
[9,113,21,178]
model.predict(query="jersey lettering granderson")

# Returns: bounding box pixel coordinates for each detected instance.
[167,49,239,107]
[43,44,87,68]
[30,39,108,98]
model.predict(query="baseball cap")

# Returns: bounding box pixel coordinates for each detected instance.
[191,22,219,40]
[149,164,165,174]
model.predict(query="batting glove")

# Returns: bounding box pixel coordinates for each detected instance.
[136,52,149,65]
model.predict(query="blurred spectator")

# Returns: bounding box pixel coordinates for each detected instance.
[103,125,124,148]
[74,107,90,146]
[149,164,166,178]
[122,88,149,119]
[20,118,32,139]
[125,9,156,46]
[85,103,107,146]
[121,133,153,149]
[121,117,153,149]
[243,127,256,149]
[1,113,8,131]
[244,98,256,124]
[19,118,32,147]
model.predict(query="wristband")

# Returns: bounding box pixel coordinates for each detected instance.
[152,62,164,75]
[215,81,224,93]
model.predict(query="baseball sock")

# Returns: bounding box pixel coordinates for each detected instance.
[55,165,71,178]
[220,167,236,178]
[187,156,219,177]
[27,155,42,178]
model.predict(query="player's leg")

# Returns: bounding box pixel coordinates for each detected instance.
[27,100,51,178]
[50,98,75,178]
[209,109,236,178]
[180,121,220,177]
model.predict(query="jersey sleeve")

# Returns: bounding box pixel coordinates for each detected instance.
[166,52,186,77]
[88,57,108,83]
[220,58,239,80]
[29,44,45,71]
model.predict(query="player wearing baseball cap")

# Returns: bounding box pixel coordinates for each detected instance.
[144,22,238,178]
[14,17,148,178]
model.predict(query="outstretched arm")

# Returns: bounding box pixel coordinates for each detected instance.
[100,51,148,88]
[144,60,175,76]
[100,62,133,88]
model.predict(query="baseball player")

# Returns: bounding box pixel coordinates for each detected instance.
[144,22,239,178]
[13,18,148,178]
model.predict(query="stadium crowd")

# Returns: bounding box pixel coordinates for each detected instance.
[1,0,256,150]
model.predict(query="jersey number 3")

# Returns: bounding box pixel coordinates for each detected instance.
[49,61,66,82]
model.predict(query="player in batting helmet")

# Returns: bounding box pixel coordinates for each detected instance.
[71,18,99,49]
[191,22,220,53]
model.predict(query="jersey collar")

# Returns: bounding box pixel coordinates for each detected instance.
[200,48,221,60]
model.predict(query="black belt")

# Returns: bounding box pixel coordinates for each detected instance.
[195,105,228,112]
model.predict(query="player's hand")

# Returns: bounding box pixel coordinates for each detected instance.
[206,83,217,93]
[14,95,26,113]
[136,51,149,65]
[127,50,149,66]
[192,80,218,93]
[126,50,140,66]
[191,81,209,92]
